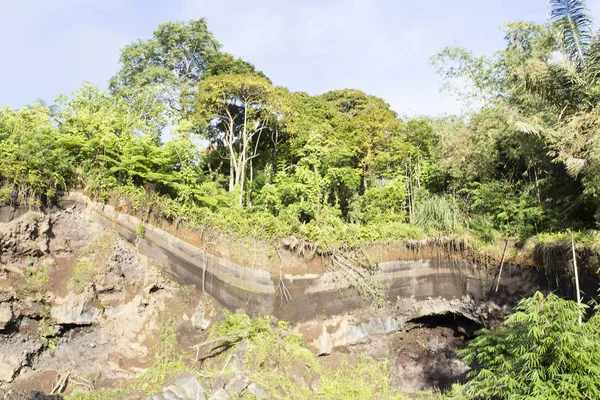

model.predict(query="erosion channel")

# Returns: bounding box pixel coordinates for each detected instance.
[0,193,592,399]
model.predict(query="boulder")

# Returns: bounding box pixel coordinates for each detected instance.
[247,383,268,399]
[147,376,205,400]
[0,303,13,330]
[224,371,249,395]
[207,389,229,400]
[0,388,62,400]
[50,292,100,325]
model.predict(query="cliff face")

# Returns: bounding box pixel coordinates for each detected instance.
[0,195,589,397]
[63,192,566,321]
[0,201,208,395]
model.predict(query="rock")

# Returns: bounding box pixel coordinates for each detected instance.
[148,376,205,400]
[296,321,333,356]
[308,372,321,392]
[0,303,13,330]
[0,388,63,399]
[0,356,19,383]
[0,336,43,383]
[0,213,50,264]
[50,292,100,325]
[191,305,212,330]
[247,383,268,399]
[208,389,230,400]
[0,288,15,303]
[224,371,249,395]
[14,299,45,319]
[228,341,248,371]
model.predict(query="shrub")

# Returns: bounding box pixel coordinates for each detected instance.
[414,195,461,233]
[451,292,600,399]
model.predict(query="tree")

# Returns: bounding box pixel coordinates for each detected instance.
[0,104,73,203]
[110,19,221,120]
[196,74,279,205]
[548,0,594,68]
[451,292,600,399]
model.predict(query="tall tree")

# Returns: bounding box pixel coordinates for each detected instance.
[196,74,279,205]
[548,0,594,68]
[110,19,221,121]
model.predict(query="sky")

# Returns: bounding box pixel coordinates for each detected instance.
[2,0,600,117]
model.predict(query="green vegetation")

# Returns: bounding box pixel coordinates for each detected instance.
[202,312,430,400]
[21,257,52,296]
[37,316,59,354]
[3,0,600,398]
[450,292,600,399]
[4,2,600,258]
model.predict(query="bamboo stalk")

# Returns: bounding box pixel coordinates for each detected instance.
[571,231,582,325]
[494,240,509,293]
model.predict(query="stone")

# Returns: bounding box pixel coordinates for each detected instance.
[0,288,15,303]
[224,371,249,395]
[312,326,333,355]
[191,305,212,330]
[208,389,230,400]
[50,292,100,325]
[0,388,63,399]
[308,372,321,392]
[228,341,248,371]
[14,299,44,319]
[247,383,268,399]
[147,376,205,400]
[0,335,43,383]
[0,303,13,330]
[0,356,19,383]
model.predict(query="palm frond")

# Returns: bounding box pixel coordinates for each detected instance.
[583,33,600,82]
[548,0,594,68]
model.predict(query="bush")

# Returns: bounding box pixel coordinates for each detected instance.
[414,195,461,233]
[451,292,600,399]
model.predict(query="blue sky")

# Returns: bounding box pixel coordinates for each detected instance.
[2,0,600,116]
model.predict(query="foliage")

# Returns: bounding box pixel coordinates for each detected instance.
[109,19,220,121]
[450,292,600,399]
[414,195,460,233]
[0,105,73,203]
[21,258,52,295]
[208,313,416,400]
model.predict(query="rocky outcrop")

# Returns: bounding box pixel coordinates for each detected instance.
[50,291,100,326]
[0,212,50,265]
[295,295,486,356]
[0,335,43,383]
[0,205,187,392]
[0,303,12,331]
[0,388,62,399]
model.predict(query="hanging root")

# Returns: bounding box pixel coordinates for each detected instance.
[274,245,292,306]
[331,250,384,306]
